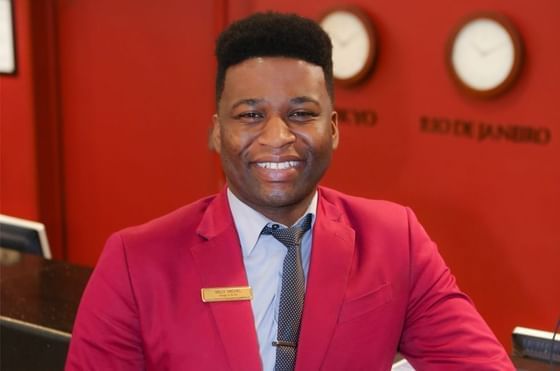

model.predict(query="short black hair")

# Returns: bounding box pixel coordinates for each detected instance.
[215,11,333,104]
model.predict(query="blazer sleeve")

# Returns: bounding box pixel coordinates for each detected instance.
[65,233,145,370]
[398,208,515,371]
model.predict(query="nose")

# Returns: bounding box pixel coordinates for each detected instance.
[257,115,296,148]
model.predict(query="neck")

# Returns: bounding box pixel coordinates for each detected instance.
[228,188,316,227]
[257,202,311,227]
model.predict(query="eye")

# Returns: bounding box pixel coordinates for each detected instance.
[234,111,265,122]
[289,110,318,122]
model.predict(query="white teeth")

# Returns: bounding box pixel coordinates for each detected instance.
[256,161,299,169]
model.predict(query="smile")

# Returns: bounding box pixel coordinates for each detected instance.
[255,161,301,170]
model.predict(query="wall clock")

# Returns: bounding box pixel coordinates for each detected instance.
[447,13,523,98]
[319,7,377,86]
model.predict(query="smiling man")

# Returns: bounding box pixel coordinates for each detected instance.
[212,56,337,226]
[67,12,514,371]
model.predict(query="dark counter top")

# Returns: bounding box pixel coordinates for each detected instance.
[0,248,92,371]
[1,248,92,333]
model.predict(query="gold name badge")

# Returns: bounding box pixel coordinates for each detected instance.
[201,286,253,303]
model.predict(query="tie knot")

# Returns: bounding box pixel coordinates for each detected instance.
[262,213,312,248]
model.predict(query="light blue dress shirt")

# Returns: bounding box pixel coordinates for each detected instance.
[226,189,317,371]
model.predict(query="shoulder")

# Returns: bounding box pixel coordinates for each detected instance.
[104,194,219,258]
[93,193,223,286]
[318,186,415,233]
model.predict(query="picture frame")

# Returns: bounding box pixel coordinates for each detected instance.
[0,0,16,75]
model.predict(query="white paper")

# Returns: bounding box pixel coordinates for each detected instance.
[0,0,15,73]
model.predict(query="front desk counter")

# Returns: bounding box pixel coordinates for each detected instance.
[0,248,92,371]
[0,248,555,371]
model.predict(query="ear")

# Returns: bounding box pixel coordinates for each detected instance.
[210,113,221,153]
[330,111,339,150]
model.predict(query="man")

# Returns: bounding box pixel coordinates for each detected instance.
[66,12,514,370]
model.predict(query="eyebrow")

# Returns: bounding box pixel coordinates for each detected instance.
[290,96,320,106]
[231,98,264,110]
[230,96,321,110]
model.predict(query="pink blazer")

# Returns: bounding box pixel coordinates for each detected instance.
[66,187,513,370]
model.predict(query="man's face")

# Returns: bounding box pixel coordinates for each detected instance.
[212,57,338,223]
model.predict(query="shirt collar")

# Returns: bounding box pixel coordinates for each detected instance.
[226,188,318,257]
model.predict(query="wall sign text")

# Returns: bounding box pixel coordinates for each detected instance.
[336,107,378,127]
[420,116,551,145]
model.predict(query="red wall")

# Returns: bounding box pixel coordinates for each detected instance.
[55,0,224,265]
[0,0,39,220]
[2,0,558,350]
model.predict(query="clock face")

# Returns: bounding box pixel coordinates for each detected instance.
[448,14,522,97]
[320,8,376,84]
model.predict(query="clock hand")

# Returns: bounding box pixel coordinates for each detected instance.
[471,40,507,57]
[329,33,346,48]
[339,30,359,47]
[470,41,486,56]
[479,41,507,56]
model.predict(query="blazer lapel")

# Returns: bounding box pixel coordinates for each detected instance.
[296,190,356,370]
[191,190,262,371]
